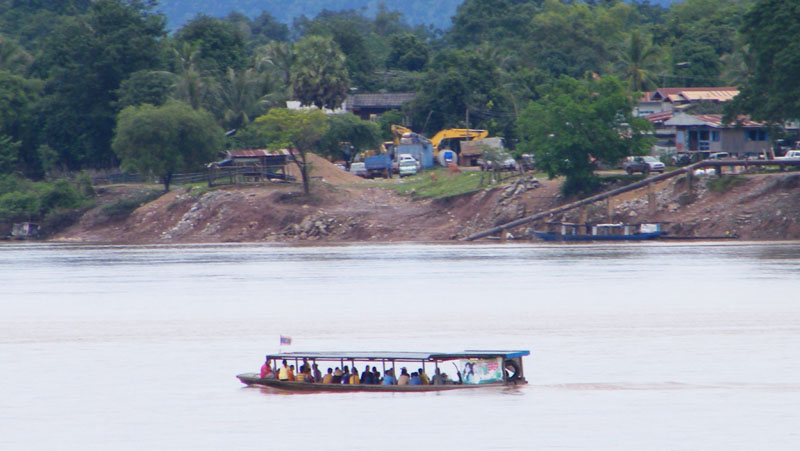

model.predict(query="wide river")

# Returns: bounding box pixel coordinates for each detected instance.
[1,242,798,450]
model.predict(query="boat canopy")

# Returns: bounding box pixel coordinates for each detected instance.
[266,350,529,362]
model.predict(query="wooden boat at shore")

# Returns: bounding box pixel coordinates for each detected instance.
[531,222,665,242]
[237,350,529,392]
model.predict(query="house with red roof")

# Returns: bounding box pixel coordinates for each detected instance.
[635,87,739,117]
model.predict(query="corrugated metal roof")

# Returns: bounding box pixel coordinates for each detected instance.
[346,93,416,108]
[645,111,674,124]
[665,113,763,128]
[647,87,738,102]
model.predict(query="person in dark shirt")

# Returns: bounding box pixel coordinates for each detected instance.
[341,366,351,384]
[360,367,374,384]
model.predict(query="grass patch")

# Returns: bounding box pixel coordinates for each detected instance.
[382,169,498,199]
[100,189,163,221]
[706,175,747,193]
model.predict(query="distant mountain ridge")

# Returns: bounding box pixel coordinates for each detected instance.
[155,0,681,31]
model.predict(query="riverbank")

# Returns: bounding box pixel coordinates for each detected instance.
[51,159,800,244]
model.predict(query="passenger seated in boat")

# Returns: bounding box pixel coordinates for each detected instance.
[349,367,360,384]
[278,360,290,381]
[371,367,380,384]
[418,368,430,385]
[332,367,343,383]
[431,368,444,385]
[409,372,422,385]
[299,358,310,374]
[397,368,410,385]
[260,359,275,379]
[312,364,322,382]
[302,367,314,383]
[360,367,374,384]
[322,368,333,384]
[287,365,296,381]
[382,368,396,385]
[341,366,351,385]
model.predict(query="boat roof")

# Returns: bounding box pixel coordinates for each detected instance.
[266,350,529,362]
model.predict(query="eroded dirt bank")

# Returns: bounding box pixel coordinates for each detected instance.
[52,169,800,244]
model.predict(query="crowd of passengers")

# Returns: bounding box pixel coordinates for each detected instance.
[260,358,455,385]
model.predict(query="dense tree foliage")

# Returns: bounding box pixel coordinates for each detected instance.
[517,76,654,195]
[725,0,800,124]
[113,101,222,191]
[1,0,795,199]
[290,35,350,109]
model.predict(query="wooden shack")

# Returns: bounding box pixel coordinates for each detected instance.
[208,149,291,186]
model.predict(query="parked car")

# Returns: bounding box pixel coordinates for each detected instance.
[708,152,730,160]
[398,159,419,177]
[777,150,800,160]
[623,156,665,175]
[398,154,420,170]
[478,155,517,171]
[349,162,367,178]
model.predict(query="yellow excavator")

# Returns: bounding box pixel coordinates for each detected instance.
[429,128,488,156]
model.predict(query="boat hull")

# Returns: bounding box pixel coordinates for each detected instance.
[531,231,663,242]
[236,373,525,392]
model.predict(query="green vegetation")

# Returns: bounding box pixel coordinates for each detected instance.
[0,174,95,231]
[706,175,748,193]
[0,0,794,199]
[386,169,489,200]
[99,189,163,221]
[113,101,223,192]
[254,108,330,194]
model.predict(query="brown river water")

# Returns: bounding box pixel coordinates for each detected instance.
[1,242,799,450]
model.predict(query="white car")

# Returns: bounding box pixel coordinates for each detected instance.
[397,154,420,170]
[777,150,800,160]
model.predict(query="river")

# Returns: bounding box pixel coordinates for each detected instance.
[1,242,798,450]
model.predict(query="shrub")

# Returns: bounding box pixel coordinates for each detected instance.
[100,189,162,221]
[706,175,747,193]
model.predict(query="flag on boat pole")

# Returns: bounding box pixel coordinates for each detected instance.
[280,335,292,346]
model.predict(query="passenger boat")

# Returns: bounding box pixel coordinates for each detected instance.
[236,350,529,392]
[531,222,665,242]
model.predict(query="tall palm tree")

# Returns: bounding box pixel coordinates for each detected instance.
[619,31,662,92]
[171,42,207,110]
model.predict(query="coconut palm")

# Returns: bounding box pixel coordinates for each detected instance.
[619,31,662,92]
[171,42,208,110]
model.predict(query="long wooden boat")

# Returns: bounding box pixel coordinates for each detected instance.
[531,222,665,242]
[237,350,529,392]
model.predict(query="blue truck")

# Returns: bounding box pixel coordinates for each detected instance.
[364,154,393,179]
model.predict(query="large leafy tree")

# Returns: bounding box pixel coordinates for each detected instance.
[38,0,166,169]
[517,76,653,195]
[320,113,381,165]
[254,108,329,195]
[726,0,800,124]
[174,14,247,74]
[290,35,350,110]
[112,101,222,191]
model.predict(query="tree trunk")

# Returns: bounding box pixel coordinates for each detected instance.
[163,172,172,192]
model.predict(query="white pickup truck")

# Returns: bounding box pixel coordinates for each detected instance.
[776,150,800,160]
